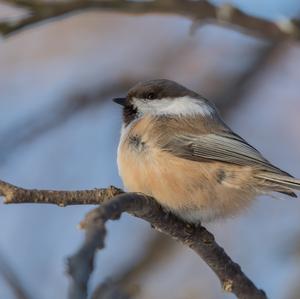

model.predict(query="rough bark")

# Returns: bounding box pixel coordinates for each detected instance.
[0,180,267,299]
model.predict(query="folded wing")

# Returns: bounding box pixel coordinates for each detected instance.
[161,129,300,197]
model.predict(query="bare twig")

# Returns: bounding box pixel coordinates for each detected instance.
[0,0,300,40]
[0,180,267,299]
[0,180,123,206]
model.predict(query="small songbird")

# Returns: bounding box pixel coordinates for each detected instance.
[113,79,300,223]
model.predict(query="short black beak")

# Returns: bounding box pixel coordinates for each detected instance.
[113,97,127,106]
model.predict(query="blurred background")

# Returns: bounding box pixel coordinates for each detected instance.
[1,0,300,298]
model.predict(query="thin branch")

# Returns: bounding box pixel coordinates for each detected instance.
[0,180,123,206]
[0,180,267,299]
[0,0,300,40]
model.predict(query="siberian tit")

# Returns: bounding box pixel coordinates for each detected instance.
[114,79,300,223]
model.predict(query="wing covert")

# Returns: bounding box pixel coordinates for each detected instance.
[161,130,293,177]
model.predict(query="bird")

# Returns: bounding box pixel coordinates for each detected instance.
[113,79,300,223]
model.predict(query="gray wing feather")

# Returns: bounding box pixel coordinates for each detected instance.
[162,131,293,177]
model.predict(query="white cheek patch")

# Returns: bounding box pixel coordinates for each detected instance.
[132,96,214,117]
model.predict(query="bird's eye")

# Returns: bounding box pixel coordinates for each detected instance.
[147,93,155,100]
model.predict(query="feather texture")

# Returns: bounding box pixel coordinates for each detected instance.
[163,131,292,176]
[116,79,300,223]
[158,117,300,198]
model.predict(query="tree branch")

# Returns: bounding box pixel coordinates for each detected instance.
[0,0,300,40]
[0,180,123,206]
[0,179,267,299]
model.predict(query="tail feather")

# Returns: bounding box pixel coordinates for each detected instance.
[275,189,297,198]
[255,173,300,198]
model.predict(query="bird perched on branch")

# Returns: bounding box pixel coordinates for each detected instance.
[114,79,300,223]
